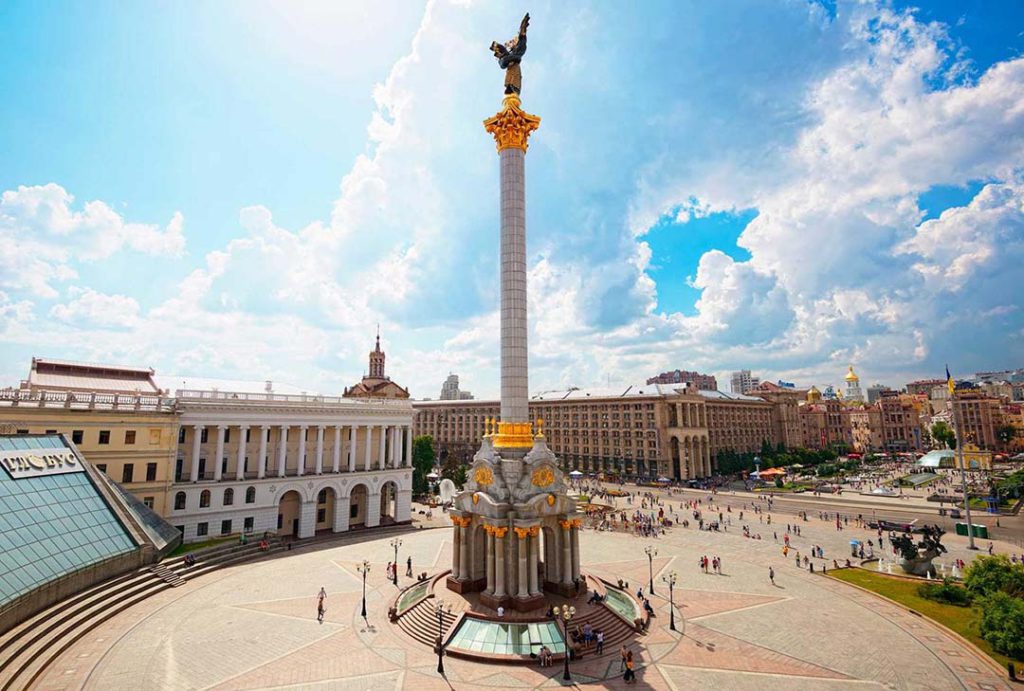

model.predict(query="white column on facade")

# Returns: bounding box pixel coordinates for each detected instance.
[348,426,356,472]
[388,426,397,467]
[189,425,203,482]
[404,425,412,468]
[364,425,373,471]
[214,425,226,481]
[561,526,573,585]
[236,425,248,480]
[378,425,387,470]
[451,525,462,579]
[517,531,528,596]
[332,426,341,473]
[459,523,470,581]
[528,532,539,595]
[297,425,307,477]
[277,426,288,477]
[494,532,506,598]
[315,425,325,474]
[257,425,268,479]
[485,529,495,594]
[570,527,581,581]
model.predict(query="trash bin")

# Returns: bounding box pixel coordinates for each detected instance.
[973,524,989,539]
[955,523,968,536]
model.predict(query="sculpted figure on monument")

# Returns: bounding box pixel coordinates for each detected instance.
[490,13,530,94]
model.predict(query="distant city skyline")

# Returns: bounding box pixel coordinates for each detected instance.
[2,1,1023,400]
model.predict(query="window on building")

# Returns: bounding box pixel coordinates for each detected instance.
[350,503,359,519]
[45,429,57,434]
[245,486,256,504]
[224,428,231,443]
[149,429,161,445]
[15,429,28,435]
[317,508,326,523]
[125,430,136,445]
[122,464,134,483]
[246,428,251,443]
[199,490,211,508]
[174,492,186,510]
[175,525,184,537]
[72,429,84,444]
[196,522,208,537]
[224,488,234,506]
[244,516,254,533]
[317,489,328,504]
[141,463,156,482]
[200,428,209,443]
[143,496,154,508]
[96,464,107,474]
[277,513,283,530]
[98,430,111,444]
[220,519,232,535]
[178,427,186,444]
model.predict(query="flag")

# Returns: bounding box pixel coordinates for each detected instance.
[945,365,955,395]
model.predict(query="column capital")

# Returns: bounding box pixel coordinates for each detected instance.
[238,424,250,430]
[483,94,540,153]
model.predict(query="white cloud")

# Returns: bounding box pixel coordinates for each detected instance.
[49,287,141,328]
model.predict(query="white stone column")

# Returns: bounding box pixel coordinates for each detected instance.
[348,426,356,472]
[297,425,307,477]
[257,425,268,479]
[277,426,288,477]
[315,426,325,474]
[333,494,350,533]
[528,532,539,595]
[517,531,528,596]
[366,490,381,528]
[236,425,248,480]
[498,146,530,424]
[675,403,682,428]
[214,425,225,481]
[460,523,471,582]
[378,425,386,470]
[451,525,462,579]
[331,426,341,473]
[570,527,581,581]
[189,425,202,482]
[404,425,412,468]
[561,525,573,585]
[485,529,495,594]
[494,532,506,598]
[298,502,316,539]
[388,426,397,467]
[364,425,373,471]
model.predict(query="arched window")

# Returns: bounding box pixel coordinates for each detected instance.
[223,488,234,506]
[200,489,211,508]
[245,486,256,504]
[317,489,328,504]
[174,491,186,510]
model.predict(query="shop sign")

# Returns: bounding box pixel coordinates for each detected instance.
[0,447,83,478]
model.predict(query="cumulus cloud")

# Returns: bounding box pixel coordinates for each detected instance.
[50,287,141,328]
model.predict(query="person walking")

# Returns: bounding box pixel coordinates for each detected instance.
[620,645,628,671]
[406,556,413,578]
[624,650,636,684]
[769,566,775,585]
[596,629,605,655]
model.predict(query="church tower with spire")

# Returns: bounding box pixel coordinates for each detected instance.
[342,328,410,399]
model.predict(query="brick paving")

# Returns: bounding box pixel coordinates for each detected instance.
[33,498,1016,691]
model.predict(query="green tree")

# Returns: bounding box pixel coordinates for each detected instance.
[963,554,1024,599]
[411,435,436,496]
[931,421,957,449]
[441,452,467,488]
[978,592,1024,660]
[996,424,1017,449]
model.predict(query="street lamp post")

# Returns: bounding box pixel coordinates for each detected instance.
[390,537,403,585]
[357,559,370,619]
[552,605,576,681]
[662,570,678,631]
[435,602,450,674]
[645,545,657,594]
[951,392,977,550]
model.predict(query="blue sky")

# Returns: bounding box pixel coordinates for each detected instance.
[1,0,1023,398]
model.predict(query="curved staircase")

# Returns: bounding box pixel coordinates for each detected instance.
[397,599,460,648]
[0,536,284,691]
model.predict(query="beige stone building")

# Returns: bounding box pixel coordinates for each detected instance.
[750,382,805,449]
[1,360,179,513]
[952,391,1003,450]
[413,385,776,480]
[878,392,925,452]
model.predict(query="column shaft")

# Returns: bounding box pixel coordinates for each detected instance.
[235,426,248,480]
[378,425,386,470]
[404,426,413,468]
[561,527,573,585]
[528,534,539,595]
[297,426,307,476]
[517,534,528,596]
[277,426,288,477]
[257,426,268,479]
[214,426,225,481]
[570,528,580,581]
[459,523,470,580]
[332,426,341,473]
[189,425,202,482]
[499,147,529,423]
[485,530,495,594]
[315,426,324,474]
[364,425,372,471]
[495,535,506,597]
[452,525,462,579]
[348,426,356,472]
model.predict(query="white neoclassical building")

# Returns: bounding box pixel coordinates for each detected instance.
[166,388,413,543]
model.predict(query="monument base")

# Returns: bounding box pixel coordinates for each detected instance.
[512,593,546,612]
[479,590,510,610]
[445,576,486,594]
[545,580,579,598]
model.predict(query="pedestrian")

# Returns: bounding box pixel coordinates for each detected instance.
[988,542,994,555]
[317,599,325,623]
[624,650,636,684]
[596,629,604,655]
[769,566,775,585]
[406,556,413,577]
[620,645,628,671]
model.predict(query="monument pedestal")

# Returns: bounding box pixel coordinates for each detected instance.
[446,576,485,594]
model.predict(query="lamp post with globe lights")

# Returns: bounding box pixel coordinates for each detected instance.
[552,604,576,681]
[662,570,679,631]
[435,601,451,674]
[645,545,657,594]
[357,559,370,619]
[390,537,403,585]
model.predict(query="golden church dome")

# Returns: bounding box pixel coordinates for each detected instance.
[844,365,859,382]
[806,385,821,402]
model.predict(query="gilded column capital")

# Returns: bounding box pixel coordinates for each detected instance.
[559,519,572,531]
[513,527,531,540]
[483,94,540,153]
[492,526,509,539]
[450,516,472,528]
[528,525,540,537]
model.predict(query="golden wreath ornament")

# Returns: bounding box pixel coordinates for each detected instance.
[531,466,555,488]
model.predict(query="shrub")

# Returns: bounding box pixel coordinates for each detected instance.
[917,578,972,606]
[964,555,1024,599]
[978,591,1024,660]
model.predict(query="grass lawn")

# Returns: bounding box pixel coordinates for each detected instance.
[168,535,235,558]
[829,568,1014,669]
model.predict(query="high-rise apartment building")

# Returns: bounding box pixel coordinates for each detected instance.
[730,370,760,395]
[439,373,474,400]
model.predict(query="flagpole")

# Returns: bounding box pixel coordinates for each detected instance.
[951,386,977,550]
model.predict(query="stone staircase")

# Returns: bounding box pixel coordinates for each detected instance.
[0,536,284,691]
[397,599,461,648]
